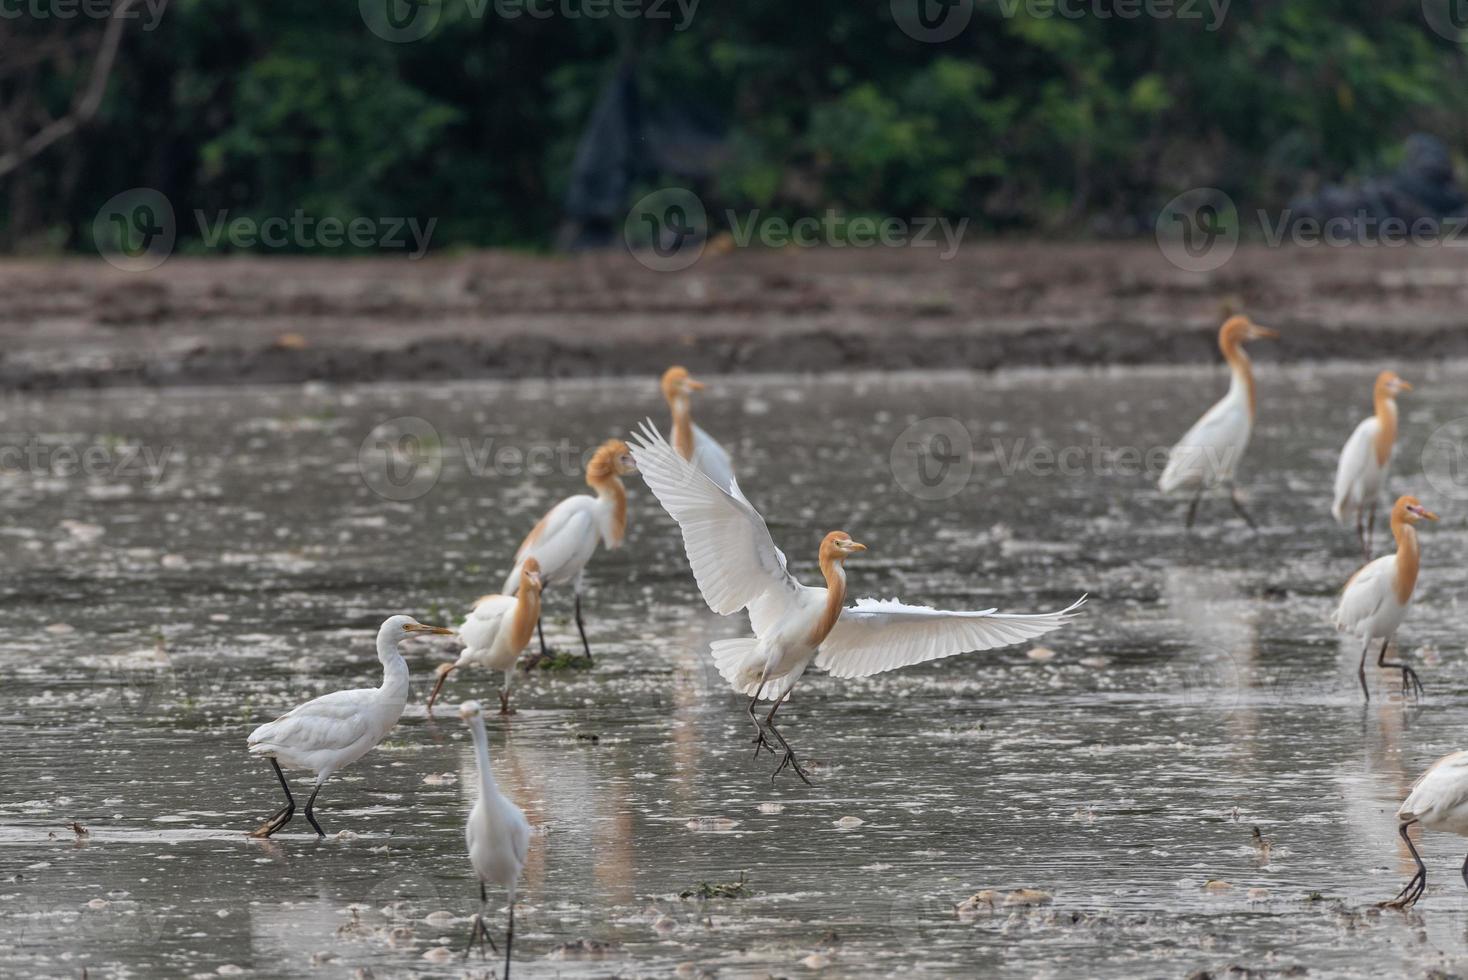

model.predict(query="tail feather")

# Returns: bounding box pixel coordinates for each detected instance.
[709,638,800,701]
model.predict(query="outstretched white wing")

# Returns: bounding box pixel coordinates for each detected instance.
[629,420,800,619]
[814,595,1087,679]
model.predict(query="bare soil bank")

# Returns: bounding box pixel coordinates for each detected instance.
[3,242,1464,389]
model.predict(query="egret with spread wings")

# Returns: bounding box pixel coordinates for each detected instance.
[629,421,1086,784]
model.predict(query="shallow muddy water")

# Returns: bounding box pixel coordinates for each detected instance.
[2,362,1467,978]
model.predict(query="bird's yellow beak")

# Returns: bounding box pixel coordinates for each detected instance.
[1249,324,1279,340]
[1420,508,1440,522]
[685,378,706,392]
[1395,379,1414,393]
[527,571,543,588]
[846,540,867,553]
[405,623,455,635]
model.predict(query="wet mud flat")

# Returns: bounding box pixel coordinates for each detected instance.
[2,243,1468,389]
[1,363,1467,977]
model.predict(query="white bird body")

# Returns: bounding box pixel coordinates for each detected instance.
[459,700,530,972]
[1332,415,1388,523]
[1400,751,1468,837]
[1333,495,1437,701]
[663,365,741,495]
[246,615,453,838]
[1159,316,1276,497]
[1331,372,1409,557]
[1383,748,1468,908]
[629,420,1084,780]
[496,439,635,661]
[430,562,544,714]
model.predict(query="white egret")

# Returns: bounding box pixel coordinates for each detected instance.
[1331,371,1412,560]
[427,559,544,715]
[1334,495,1437,701]
[501,438,637,664]
[1382,751,1468,909]
[1158,315,1278,527]
[458,699,531,974]
[246,615,453,838]
[662,365,739,493]
[628,421,1085,784]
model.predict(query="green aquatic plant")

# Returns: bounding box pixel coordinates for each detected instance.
[680,872,750,901]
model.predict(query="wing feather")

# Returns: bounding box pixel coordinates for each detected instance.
[814,595,1087,679]
[628,420,798,619]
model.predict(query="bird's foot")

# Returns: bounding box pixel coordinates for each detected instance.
[1400,666,1425,701]
[772,750,813,786]
[750,728,777,759]
[462,913,499,959]
[247,805,294,839]
[498,692,516,715]
[1379,872,1426,910]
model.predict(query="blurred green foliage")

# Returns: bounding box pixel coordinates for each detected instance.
[3,0,1465,253]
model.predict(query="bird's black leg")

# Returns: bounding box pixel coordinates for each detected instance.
[764,695,812,786]
[748,694,775,758]
[1381,820,1427,909]
[249,758,296,838]
[1358,637,1371,702]
[303,782,326,838]
[1356,511,1368,563]
[1367,503,1377,559]
[1185,489,1203,529]
[504,899,515,980]
[463,883,499,959]
[1227,483,1257,529]
[573,590,592,663]
[1377,637,1424,700]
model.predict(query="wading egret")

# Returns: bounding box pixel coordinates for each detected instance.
[501,438,637,664]
[246,615,453,838]
[1332,371,1412,560]
[1334,495,1437,701]
[459,699,531,975]
[662,365,738,493]
[427,559,544,715]
[1382,751,1468,909]
[628,421,1085,785]
[1158,315,1278,527]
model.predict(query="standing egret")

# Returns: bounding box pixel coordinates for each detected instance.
[1158,315,1278,528]
[427,559,544,715]
[662,365,738,493]
[1332,371,1412,560]
[246,615,453,838]
[1334,495,1437,701]
[458,699,531,975]
[501,438,637,664]
[629,421,1085,784]
[1382,751,1468,909]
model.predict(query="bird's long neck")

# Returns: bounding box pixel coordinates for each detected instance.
[468,715,499,800]
[808,555,848,647]
[1391,514,1420,606]
[588,473,627,549]
[376,633,409,702]
[669,394,695,461]
[1221,335,1256,420]
[510,585,541,651]
[1373,389,1398,467]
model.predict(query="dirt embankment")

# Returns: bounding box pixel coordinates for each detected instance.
[2,242,1465,389]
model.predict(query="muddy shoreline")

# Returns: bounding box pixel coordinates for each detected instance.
[4,242,1465,389]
